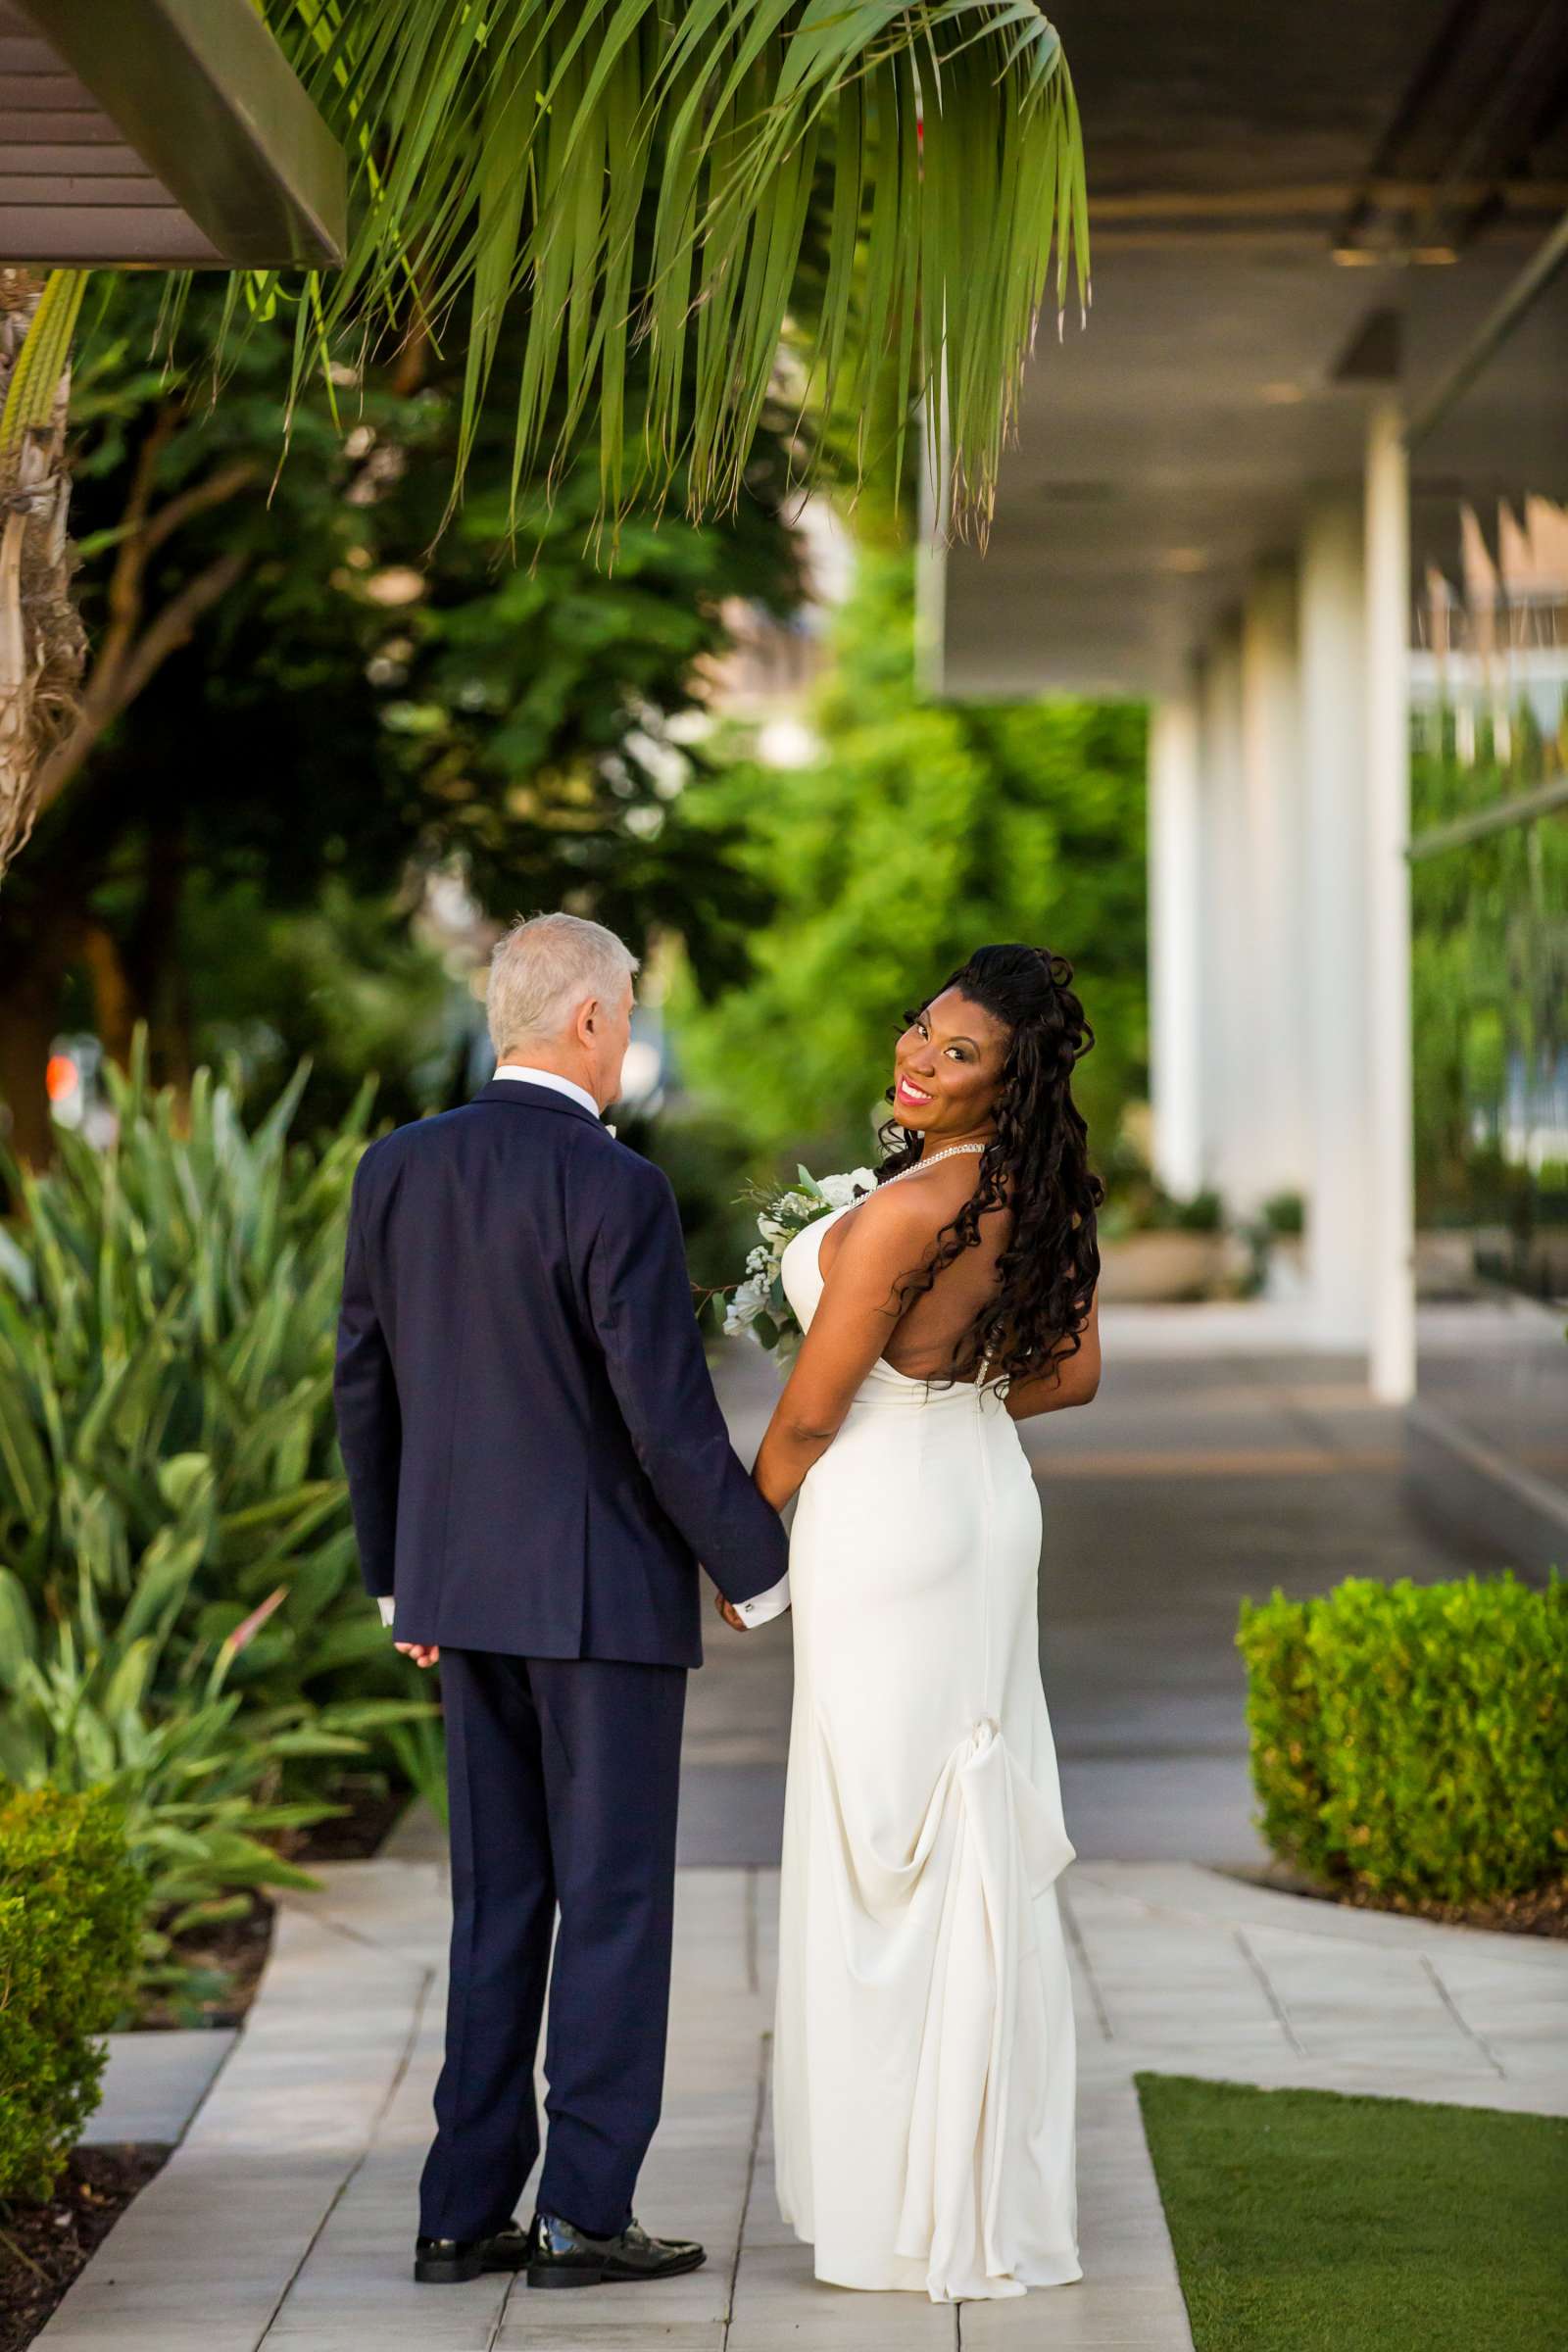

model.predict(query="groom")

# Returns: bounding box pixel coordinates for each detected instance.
[333,911,790,2290]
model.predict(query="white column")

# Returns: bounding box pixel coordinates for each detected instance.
[1298,495,1374,1348]
[1198,617,1248,1211]
[1147,689,1203,1200]
[1364,400,1416,1402]
[1240,563,1304,1200]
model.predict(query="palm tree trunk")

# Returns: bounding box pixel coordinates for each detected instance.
[0,268,86,878]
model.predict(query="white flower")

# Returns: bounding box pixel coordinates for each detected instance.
[816,1166,878,1209]
[722,1271,773,1339]
[727,1159,875,1358]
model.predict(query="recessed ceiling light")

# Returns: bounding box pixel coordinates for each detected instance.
[1332,243,1457,270]
[1160,548,1209,574]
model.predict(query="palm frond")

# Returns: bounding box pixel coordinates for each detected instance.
[255,0,1088,540]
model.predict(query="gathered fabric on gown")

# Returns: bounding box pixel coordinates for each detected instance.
[771,1203,1081,2305]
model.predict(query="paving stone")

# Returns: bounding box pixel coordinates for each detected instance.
[962,2308,1181,2350]
[728,2317,956,2349]
[500,2327,723,2350]
[83,2029,236,2147]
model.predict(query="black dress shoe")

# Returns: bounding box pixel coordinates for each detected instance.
[526,2209,706,2289]
[414,2221,531,2284]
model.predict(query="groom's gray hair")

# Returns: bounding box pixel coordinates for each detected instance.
[486,911,640,1054]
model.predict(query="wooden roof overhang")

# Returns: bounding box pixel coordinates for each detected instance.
[0,0,344,268]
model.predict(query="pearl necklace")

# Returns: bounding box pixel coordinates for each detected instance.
[880,1142,986,1188]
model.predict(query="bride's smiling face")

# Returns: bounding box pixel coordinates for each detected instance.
[891,989,1009,1138]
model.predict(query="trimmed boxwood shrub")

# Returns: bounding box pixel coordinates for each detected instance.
[1237,1572,1568,1903]
[0,1787,145,2200]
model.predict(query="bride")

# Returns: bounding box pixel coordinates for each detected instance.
[719,942,1103,2305]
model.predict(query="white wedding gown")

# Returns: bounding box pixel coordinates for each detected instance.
[771,1202,1081,2304]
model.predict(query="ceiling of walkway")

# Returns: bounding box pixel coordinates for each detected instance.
[937,0,1568,696]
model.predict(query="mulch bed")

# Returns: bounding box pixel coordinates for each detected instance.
[130,1891,278,2032]
[284,1774,411,1865]
[0,2145,170,2352]
[1231,1859,1568,1939]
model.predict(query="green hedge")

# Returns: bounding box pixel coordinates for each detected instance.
[0,1787,144,2200]
[1237,1573,1568,1904]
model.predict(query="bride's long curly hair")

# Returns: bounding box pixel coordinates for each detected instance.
[875,944,1102,1393]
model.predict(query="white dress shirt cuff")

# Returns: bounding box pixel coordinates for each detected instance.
[732,1572,791,1627]
[381,1579,792,1631]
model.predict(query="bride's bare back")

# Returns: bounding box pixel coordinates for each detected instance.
[818,1155,1009,1383]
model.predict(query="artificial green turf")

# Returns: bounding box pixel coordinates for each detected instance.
[1135,2071,1568,2352]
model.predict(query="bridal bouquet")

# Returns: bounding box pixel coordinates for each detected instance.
[721,1163,878,1363]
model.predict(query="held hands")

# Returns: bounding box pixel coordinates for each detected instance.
[712,1590,750,1634]
[395,1639,440,1669]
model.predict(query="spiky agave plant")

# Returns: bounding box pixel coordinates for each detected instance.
[0,1034,411,1728]
[0,1036,438,1967]
[254,0,1089,543]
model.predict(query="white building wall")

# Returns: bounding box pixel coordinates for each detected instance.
[1147,443,1415,1384]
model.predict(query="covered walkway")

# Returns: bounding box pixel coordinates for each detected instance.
[927,0,1568,1573]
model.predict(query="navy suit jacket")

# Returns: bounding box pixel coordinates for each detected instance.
[332,1080,789,1667]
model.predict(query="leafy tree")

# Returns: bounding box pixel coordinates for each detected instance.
[0,274,402,1155]
[673,551,1149,1175]
[0,273,804,1156]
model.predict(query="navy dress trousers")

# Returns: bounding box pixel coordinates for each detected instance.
[333,1079,789,2239]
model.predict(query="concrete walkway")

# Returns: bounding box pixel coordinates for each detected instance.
[47,1320,1560,2348]
[50,1854,1568,2352]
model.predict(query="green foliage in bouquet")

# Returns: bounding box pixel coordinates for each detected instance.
[720,1164,876,1361]
[0,1040,436,1952]
[1237,1573,1568,1903]
[0,1788,144,2199]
